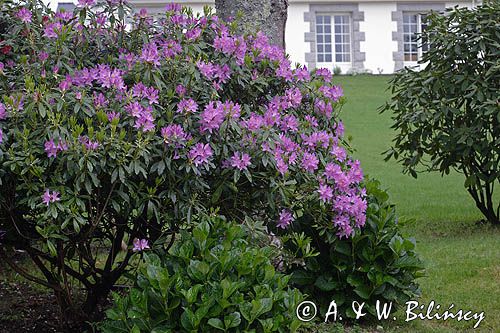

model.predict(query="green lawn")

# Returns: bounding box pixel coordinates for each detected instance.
[334,75,500,332]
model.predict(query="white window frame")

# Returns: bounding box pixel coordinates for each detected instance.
[315,13,353,71]
[403,12,428,64]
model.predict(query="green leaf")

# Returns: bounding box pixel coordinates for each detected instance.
[224,312,241,329]
[207,318,225,331]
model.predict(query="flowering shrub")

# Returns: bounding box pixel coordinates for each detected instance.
[285,179,424,319]
[0,0,366,323]
[102,215,304,332]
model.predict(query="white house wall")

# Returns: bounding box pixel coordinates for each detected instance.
[359,2,397,74]
[286,3,310,66]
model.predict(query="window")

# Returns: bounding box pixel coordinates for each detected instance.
[403,13,428,62]
[316,14,351,64]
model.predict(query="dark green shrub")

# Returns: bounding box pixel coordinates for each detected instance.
[286,178,425,319]
[101,215,304,332]
[381,2,500,224]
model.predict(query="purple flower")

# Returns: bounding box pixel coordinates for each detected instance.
[176,84,186,96]
[77,0,96,7]
[301,152,319,172]
[315,68,332,82]
[93,92,108,109]
[177,98,198,113]
[45,139,68,158]
[79,136,99,150]
[140,42,161,67]
[0,128,3,144]
[132,238,150,252]
[230,152,251,171]
[319,85,343,102]
[145,87,159,105]
[188,143,213,166]
[185,27,202,40]
[199,101,225,133]
[318,184,334,202]
[161,124,189,146]
[44,22,62,39]
[59,76,72,92]
[16,8,32,23]
[0,103,7,120]
[277,209,294,229]
[42,189,61,206]
[44,139,58,158]
[165,3,182,13]
[331,146,347,162]
[107,112,120,122]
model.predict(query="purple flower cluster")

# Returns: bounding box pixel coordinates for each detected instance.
[0,103,7,120]
[196,61,231,89]
[44,139,68,158]
[161,124,189,147]
[140,42,161,67]
[125,101,155,132]
[132,238,150,252]
[16,8,32,23]
[213,34,247,64]
[42,189,61,206]
[230,152,251,171]
[79,136,99,150]
[188,143,213,166]
[177,98,198,114]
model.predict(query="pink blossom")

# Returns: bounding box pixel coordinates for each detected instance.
[318,184,334,202]
[161,124,189,147]
[0,128,3,144]
[177,98,198,113]
[176,84,186,96]
[277,209,293,229]
[107,112,120,122]
[132,238,150,252]
[315,68,332,82]
[230,152,251,171]
[44,22,62,39]
[42,189,61,206]
[0,103,7,120]
[199,101,225,133]
[140,42,161,66]
[77,0,96,7]
[301,152,319,172]
[188,143,213,166]
[16,8,32,23]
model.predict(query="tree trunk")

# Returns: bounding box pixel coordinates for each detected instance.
[215,0,288,48]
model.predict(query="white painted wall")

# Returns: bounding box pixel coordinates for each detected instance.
[359,2,397,74]
[286,3,310,67]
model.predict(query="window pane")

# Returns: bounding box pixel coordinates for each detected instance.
[325,25,331,33]
[318,45,324,52]
[325,44,332,53]
[325,35,331,43]
[317,35,324,43]
[317,15,323,24]
[324,15,331,23]
[325,54,332,62]
[317,25,323,33]
[318,54,324,62]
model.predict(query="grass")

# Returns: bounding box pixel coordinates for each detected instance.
[332,75,500,333]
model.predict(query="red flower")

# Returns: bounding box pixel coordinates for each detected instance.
[1,45,12,55]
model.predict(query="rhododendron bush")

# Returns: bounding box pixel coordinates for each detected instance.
[0,0,369,323]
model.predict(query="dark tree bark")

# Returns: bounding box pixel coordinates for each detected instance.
[215,0,288,48]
